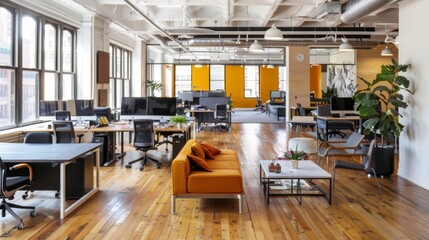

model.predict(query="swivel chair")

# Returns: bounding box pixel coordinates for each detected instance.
[52,120,77,143]
[125,120,161,171]
[254,97,265,112]
[54,110,84,142]
[0,158,36,230]
[213,104,229,131]
[22,132,53,199]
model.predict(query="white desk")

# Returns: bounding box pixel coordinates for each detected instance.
[0,143,101,219]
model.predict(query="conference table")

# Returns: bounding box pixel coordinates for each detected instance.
[0,143,101,219]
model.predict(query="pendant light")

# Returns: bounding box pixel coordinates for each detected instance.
[381,46,393,56]
[249,40,264,52]
[339,37,353,51]
[264,23,283,40]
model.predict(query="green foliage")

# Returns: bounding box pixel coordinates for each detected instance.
[169,115,187,124]
[284,146,306,160]
[322,86,337,98]
[146,80,163,93]
[354,58,413,144]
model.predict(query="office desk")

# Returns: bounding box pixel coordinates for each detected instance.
[0,143,101,219]
[185,109,231,130]
[22,122,194,165]
[316,116,361,141]
[290,106,316,117]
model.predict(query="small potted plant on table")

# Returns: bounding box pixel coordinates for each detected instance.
[169,115,187,128]
[284,147,306,169]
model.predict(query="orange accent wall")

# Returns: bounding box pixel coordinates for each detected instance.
[260,66,279,103]
[225,65,249,107]
[310,65,322,98]
[191,65,209,91]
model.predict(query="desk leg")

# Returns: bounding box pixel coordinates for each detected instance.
[60,162,66,219]
[192,121,196,139]
[61,148,100,219]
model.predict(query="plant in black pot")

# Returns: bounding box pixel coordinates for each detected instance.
[354,58,413,177]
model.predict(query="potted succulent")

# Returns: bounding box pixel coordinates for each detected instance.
[284,147,306,169]
[354,58,413,177]
[169,115,187,128]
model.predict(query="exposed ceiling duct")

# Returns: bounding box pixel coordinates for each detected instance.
[340,0,397,23]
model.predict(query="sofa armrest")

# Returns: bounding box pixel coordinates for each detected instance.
[171,139,195,194]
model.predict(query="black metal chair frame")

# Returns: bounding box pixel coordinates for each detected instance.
[0,158,36,230]
[213,104,229,131]
[126,120,161,171]
[254,97,265,112]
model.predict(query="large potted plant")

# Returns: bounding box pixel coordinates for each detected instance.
[146,80,162,96]
[354,58,413,177]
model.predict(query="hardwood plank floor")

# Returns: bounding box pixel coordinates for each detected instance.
[2,123,429,239]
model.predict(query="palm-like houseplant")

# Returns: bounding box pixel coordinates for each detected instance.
[354,58,413,176]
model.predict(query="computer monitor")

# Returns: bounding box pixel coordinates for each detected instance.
[178,92,194,103]
[94,107,113,122]
[270,90,285,99]
[330,97,357,115]
[120,97,147,116]
[147,97,177,116]
[39,100,58,117]
[74,100,94,116]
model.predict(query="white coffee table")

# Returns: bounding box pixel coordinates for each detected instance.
[259,160,332,204]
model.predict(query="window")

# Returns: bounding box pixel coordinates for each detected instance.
[175,65,191,96]
[22,15,38,69]
[0,4,77,129]
[109,44,132,109]
[244,66,259,98]
[279,66,287,91]
[0,7,15,127]
[210,65,225,91]
[0,7,13,66]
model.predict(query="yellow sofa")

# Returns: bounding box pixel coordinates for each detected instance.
[171,139,244,214]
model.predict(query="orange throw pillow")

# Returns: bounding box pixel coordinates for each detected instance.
[200,142,221,155]
[187,154,212,172]
[201,145,215,159]
[191,142,205,159]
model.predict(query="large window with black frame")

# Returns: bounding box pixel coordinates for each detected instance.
[0,3,77,129]
[109,44,132,110]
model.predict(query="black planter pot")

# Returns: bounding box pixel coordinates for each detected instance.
[368,145,395,178]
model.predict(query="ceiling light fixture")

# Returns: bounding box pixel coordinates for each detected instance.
[339,37,353,51]
[195,64,203,68]
[249,40,264,52]
[381,46,393,56]
[394,35,399,46]
[264,23,283,40]
[267,64,274,69]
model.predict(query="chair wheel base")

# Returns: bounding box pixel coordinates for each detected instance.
[139,167,144,171]
[30,210,36,217]
[156,163,161,169]
[17,221,24,230]
[55,192,60,198]
[125,165,132,168]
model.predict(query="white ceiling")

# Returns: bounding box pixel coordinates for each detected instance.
[64,0,399,63]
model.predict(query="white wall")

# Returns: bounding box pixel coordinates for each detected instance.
[398,0,429,190]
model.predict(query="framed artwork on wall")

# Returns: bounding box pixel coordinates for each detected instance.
[327,64,356,97]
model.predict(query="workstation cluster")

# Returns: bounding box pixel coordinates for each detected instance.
[266,90,286,121]
[178,91,231,131]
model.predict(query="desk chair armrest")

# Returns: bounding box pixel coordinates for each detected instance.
[9,163,33,181]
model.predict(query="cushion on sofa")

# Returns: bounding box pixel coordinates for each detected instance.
[201,145,215,159]
[200,142,221,155]
[207,160,241,170]
[213,154,238,161]
[191,142,206,159]
[188,169,243,193]
[187,154,212,172]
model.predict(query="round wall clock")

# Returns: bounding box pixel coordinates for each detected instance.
[296,53,305,62]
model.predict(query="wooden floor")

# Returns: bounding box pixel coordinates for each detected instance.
[2,123,429,239]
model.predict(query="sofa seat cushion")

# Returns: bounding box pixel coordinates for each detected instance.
[213,154,238,161]
[188,169,243,193]
[207,159,241,170]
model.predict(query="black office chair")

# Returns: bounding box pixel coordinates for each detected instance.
[213,104,229,131]
[55,110,71,120]
[156,119,173,152]
[254,97,265,112]
[0,157,36,230]
[126,120,161,171]
[21,132,53,199]
[54,110,84,142]
[316,105,354,139]
[333,139,383,200]
[52,120,78,143]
